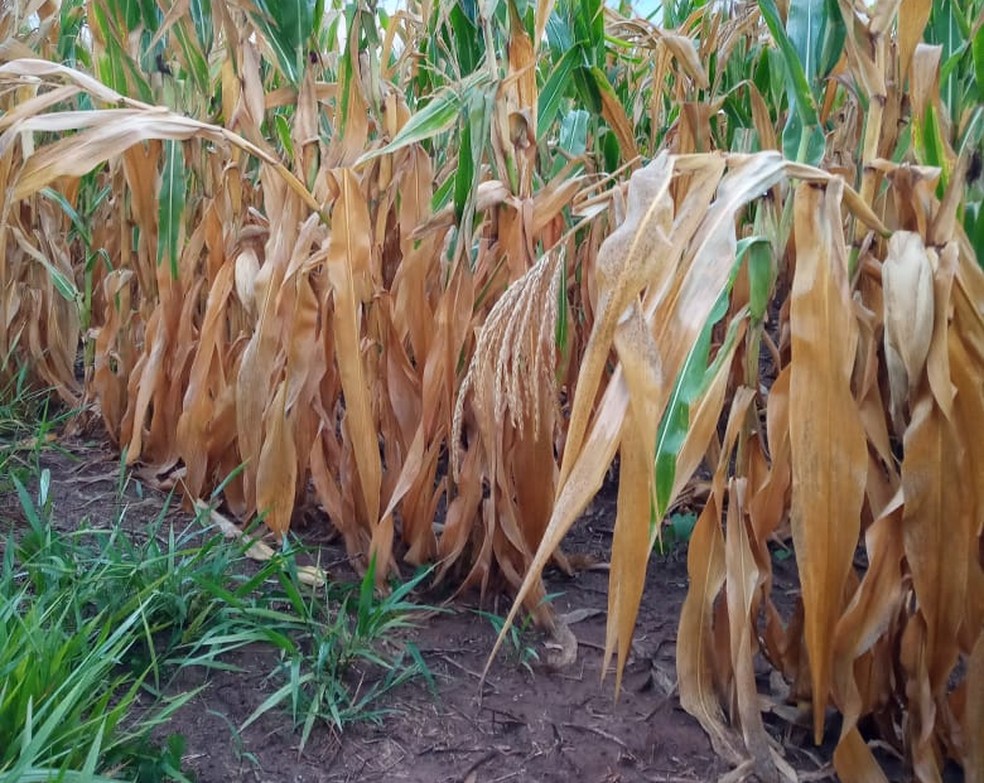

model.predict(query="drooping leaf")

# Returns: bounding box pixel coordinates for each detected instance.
[788,179,867,743]
[255,382,298,538]
[324,169,384,577]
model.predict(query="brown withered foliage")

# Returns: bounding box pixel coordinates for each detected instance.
[1,1,982,781]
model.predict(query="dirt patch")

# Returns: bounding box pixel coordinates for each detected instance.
[163,568,720,783]
[7,437,824,783]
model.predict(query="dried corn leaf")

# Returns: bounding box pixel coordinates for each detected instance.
[256,381,298,537]
[325,169,384,573]
[789,180,867,743]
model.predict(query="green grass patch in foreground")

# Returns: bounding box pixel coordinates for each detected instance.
[0,469,434,781]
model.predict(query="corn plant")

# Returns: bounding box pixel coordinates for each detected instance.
[2,0,983,780]
[474,2,984,781]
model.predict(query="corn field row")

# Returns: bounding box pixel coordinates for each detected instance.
[1,0,982,780]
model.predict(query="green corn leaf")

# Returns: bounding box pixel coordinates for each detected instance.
[431,173,455,213]
[453,107,474,221]
[538,47,580,140]
[57,1,86,67]
[41,188,91,246]
[558,109,589,157]
[33,255,79,304]
[601,127,620,172]
[782,110,826,165]
[555,253,569,356]
[137,0,160,32]
[468,89,492,189]
[337,4,358,138]
[452,87,493,262]
[966,202,984,269]
[96,46,127,97]
[654,297,725,518]
[755,47,788,113]
[653,237,759,516]
[781,0,846,87]
[173,20,210,95]
[786,0,826,84]
[926,1,968,123]
[973,23,984,101]
[817,0,845,79]
[545,6,573,55]
[758,0,819,126]
[917,103,948,184]
[250,0,316,85]
[552,108,589,176]
[157,140,185,280]
[571,0,605,62]
[759,0,825,163]
[654,300,743,518]
[448,3,481,76]
[572,63,602,115]
[746,237,774,323]
[940,41,971,88]
[357,77,485,165]
[190,0,213,51]
[273,114,294,159]
[959,105,984,161]
[107,0,141,31]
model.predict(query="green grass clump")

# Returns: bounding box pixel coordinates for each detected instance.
[243,555,436,752]
[0,466,434,781]
[0,368,72,494]
[0,475,201,783]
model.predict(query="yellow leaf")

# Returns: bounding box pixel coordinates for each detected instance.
[831,496,903,783]
[606,310,662,688]
[325,169,383,569]
[789,180,867,743]
[902,395,966,692]
[965,633,984,783]
[255,381,297,538]
[726,478,784,781]
[677,388,758,768]
[677,491,741,765]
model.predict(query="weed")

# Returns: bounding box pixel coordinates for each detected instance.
[0,371,69,493]
[206,710,262,778]
[653,511,698,557]
[0,474,211,781]
[243,554,436,752]
[475,609,541,674]
[1,424,439,774]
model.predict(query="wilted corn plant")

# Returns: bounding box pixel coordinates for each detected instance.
[471,2,984,783]
[2,0,983,779]
[0,0,690,615]
[0,0,713,600]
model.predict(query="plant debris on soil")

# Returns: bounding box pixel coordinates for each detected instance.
[0,435,846,783]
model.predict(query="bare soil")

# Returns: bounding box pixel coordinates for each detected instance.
[0,437,834,783]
